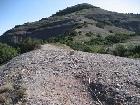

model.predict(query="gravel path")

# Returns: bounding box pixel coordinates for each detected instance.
[0,44,140,105]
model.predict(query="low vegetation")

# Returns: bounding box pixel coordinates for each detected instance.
[111,44,140,58]
[0,83,27,105]
[0,38,42,65]
[0,32,139,65]
[96,22,105,29]
[0,43,18,65]
[19,37,42,53]
[46,32,140,58]
[52,3,94,16]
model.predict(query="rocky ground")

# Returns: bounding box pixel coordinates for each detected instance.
[0,44,140,105]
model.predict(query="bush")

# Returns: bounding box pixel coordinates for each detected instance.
[19,38,42,53]
[0,43,18,64]
[46,32,140,58]
[104,34,129,45]
[68,42,92,52]
[90,45,106,53]
[110,44,140,58]
[96,22,105,28]
[104,35,120,44]
[127,44,140,58]
[86,37,104,45]
[112,44,126,57]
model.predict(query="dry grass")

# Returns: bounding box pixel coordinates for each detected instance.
[0,83,27,105]
[0,95,6,104]
[0,84,13,94]
[0,84,13,104]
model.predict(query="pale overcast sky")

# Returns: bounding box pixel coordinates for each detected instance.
[0,0,140,35]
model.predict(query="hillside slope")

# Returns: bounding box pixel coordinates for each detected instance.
[0,3,140,44]
[0,44,140,105]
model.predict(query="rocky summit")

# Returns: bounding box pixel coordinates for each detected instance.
[0,44,140,105]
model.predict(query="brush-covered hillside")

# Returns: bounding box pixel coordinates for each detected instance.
[0,3,140,59]
[0,3,140,43]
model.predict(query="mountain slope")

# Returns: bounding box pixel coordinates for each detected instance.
[0,44,140,105]
[0,3,140,44]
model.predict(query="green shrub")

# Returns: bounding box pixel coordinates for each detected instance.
[19,38,42,53]
[68,42,92,52]
[110,44,140,58]
[90,45,106,53]
[86,37,104,45]
[0,43,18,64]
[98,47,106,53]
[96,22,105,28]
[127,44,140,58]
[104,35,120,44]
[104,34,129,45]
[112,44,126,57]
[46,32,140,58]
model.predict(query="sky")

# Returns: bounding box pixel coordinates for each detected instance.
[0,0,140,35]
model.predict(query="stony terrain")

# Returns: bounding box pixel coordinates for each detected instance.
[0,44,140,105]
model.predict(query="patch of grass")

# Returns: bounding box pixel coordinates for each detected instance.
[89,45,107,53]
[0,83,27,105]
[0,95,6,104]
[12,84,27,104]
[0,84,13,104]
[0,84,13,94]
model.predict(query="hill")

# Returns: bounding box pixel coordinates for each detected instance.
[0,44,140,105]
[0,3,139,65]
[0,3,140,44]
[0,3,140,105]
